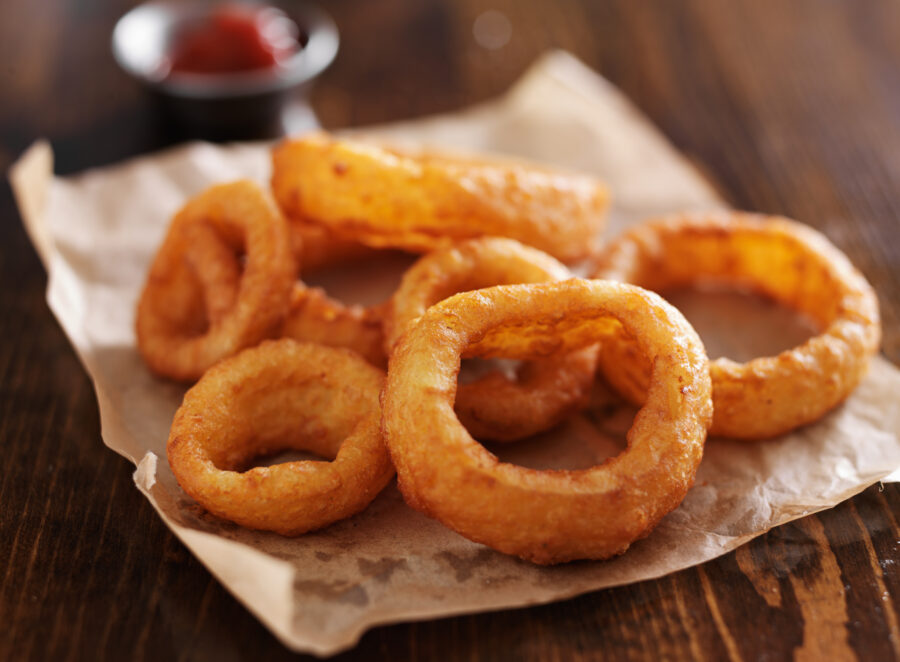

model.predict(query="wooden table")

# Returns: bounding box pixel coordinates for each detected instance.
[1,1,898,659]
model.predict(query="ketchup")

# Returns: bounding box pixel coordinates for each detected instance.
[167,5,304,75]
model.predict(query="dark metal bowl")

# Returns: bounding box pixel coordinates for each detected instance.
[112,1,338,139]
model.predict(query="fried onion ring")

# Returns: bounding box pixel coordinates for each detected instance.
[148,191,388,369]
[382,279,712,564]
[289,220,378,274]
[278,285,387,368]
[592,213,881,439]
[386,238,598,441]
[136,181,295,381]
[271,132,610,263]
[167,339,393,535]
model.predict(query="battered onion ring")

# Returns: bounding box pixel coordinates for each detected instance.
[167,339,393,536]
[136,181,295,381]
[386,237,598,441]
[278,285,387,368]
[271,132,610,263]
[154,196,388,368]
[181,222,243,324]
[382,279,712,565]
[289,220,378,274]
[592,213,881,439]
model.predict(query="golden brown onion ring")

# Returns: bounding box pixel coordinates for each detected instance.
[382,279,712,565]
[136,181,295,381]
[180,222,243,324]
[592,213,881,439]
[161,197,388,368]
[167,339,393,536]
[386,237,598,441]
[271,132,610,263]
[278,285,387,368]
[289,220,378,274]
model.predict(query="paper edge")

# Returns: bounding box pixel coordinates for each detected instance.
[132,452,306,654]
[8,140,56,268]
[508,51,725,203]
[291,462,898,655]
[6,136,312,652]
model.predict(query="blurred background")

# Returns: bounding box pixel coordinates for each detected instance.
[1,2,899,660]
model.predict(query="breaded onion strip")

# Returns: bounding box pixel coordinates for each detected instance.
[167,339,393,536]
[592,213,881,439]
[386,238,598,441]
[136,181,294,381]
[382,279,712,565]
[289,220,378,274]
[271,132,610,263]
[278,285,387,368]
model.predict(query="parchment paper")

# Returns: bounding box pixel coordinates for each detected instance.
[10,51,900,656]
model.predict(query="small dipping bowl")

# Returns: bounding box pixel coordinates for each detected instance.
[112,1,338,140]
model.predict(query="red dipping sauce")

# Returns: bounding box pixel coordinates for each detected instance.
[166,5,305,75]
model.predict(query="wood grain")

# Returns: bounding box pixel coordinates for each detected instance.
[1,0,898,660]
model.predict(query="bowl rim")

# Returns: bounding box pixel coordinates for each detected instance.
[111,0,339,99]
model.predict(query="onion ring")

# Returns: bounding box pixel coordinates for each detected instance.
[136,181,295,381]
[271,132,610,263]
[592,213,881,439]
[167,339,393,536]
[179,221,248,325]
[386,238,598,441]
[149,191,388,369]
[278,285,387,368]
[382,279,712,564]
[289,220,378,274]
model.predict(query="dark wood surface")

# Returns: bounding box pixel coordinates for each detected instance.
[2,1,899,660]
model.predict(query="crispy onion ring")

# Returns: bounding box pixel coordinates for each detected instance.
[278,285,387,368]
[592,213,881,439]
[167,339,393,535]
[153,194,388,368]
[382,279,712,564]
[181,221,243,324]
[136,181,295,381]
[289,220,378,274]
[271,132,610,263]
[386,238,598,441]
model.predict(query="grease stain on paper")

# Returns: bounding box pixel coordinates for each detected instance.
[435,548,497,583]
[294,578,370,607]
[357,557,409,584]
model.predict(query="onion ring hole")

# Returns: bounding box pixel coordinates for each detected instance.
[662,283,819,362]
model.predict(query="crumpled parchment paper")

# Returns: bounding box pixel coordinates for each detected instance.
[10,51,900,657]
